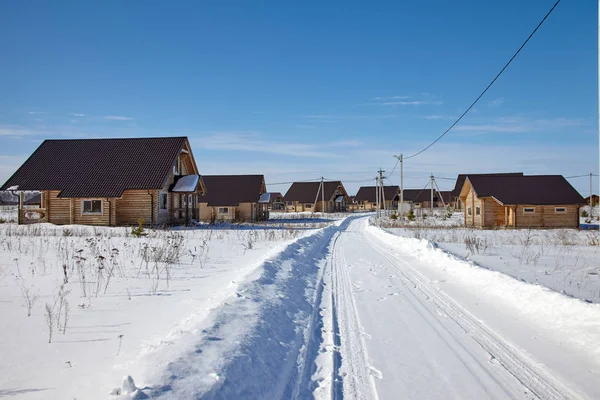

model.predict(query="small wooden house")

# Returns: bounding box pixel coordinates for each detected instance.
[198,175,267,222]
[354,186,399,210]
[459,175,585,228]
[451,172,523,210]
[259,192,285,211]
[1,137,205,226]
[283,181,348,212]
[401,189,449,209]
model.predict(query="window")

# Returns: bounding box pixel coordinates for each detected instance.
[286,201,294,206]
[305,203,313,208]
[467,207,472,216]
[555,207,567,214]
[475,206,481,216]
[82,200,102,214]
[218,207,229,214]
[159,193,168,210]
[173,156,180,175]
[523,207,535,214]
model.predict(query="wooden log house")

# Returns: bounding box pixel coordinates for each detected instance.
[198,175,268,222]
[458,175,585,229]
[1,137,206,226]
[283,181,349,213]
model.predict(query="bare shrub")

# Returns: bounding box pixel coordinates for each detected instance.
[464,235,489,255]
[44,303,54,343]
[16,276,39,317]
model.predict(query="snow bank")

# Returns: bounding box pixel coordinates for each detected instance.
[367,225,600,363]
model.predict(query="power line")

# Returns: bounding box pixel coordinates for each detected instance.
[404,0,562,160]
[566,174,600,179]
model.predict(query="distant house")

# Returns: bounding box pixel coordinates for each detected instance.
[584,194,599,206]
[354,186,399,210]
[401,189,450,209]
[259,192,285,211]
[199,175,267,222]
[283,181,348,212]
[459,175,585,228]
[0,137,205,226]
[347,195,359,211]
[451,173,524,209]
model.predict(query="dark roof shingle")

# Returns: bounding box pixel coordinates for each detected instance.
[354,186,399,202]
[283,181,345,203]
[199,175,265,206]
[466,175,585,205]
[1,137,188,198]
[451,172,523,197]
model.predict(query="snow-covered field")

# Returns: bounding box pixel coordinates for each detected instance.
[0,221,319,399]
[383,219,600,303]
[2,213,599,399]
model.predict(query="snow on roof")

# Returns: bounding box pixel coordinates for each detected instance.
[171,175,199,193]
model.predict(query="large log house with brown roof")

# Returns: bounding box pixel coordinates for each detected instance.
[283,181,348,213]
[0,137,205,226]
[459,175,585,228]
[198,175,267,222]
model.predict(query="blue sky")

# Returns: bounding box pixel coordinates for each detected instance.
[0,0,597,195]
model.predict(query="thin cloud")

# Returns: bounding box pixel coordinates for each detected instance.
[488,97,504,107]
[70,113,87,117]
[104,116,135,121]
[191,132,362,158]
[28,111,47,115]
[454,116,585,134]
[373,96,411,100]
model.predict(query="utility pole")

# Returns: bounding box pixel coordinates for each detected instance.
[375,177,379,218]
[430,174,434,216]
[591,172,594,219]
[598,0,599,238]
[378,168,385,217]
[393,154,403,217]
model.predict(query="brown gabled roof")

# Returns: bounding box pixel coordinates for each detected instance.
[0,137,189,198]
[199,175,265,206]
[354,186,399,202]
[283,181,345,203]
[451,172,523,197]
[465,175,585,205]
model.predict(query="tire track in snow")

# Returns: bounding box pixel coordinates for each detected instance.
[362,227,583,400]
[330,230,380,400]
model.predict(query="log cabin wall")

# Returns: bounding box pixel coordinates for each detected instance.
[116,190,156,226]
[73,199,112,226]
[482,198,505,227]
[47,190,71,225]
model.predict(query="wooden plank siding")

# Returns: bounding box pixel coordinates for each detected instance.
[73,198,113,226]
[116,190,156,226]
[514,205,579,228]
[47,190,71,225]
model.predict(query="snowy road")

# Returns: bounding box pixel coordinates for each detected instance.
[139,216,593,400]
[328,218,580,400]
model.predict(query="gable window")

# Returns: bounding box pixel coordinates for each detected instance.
[475,206,481,216]
[159,193,168,211]
[82,200,102,214]
[218,207,229,214]
[467,207,472,216]
[173,156,181,175]
[555,207,567,214]
[523,207,535,214]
